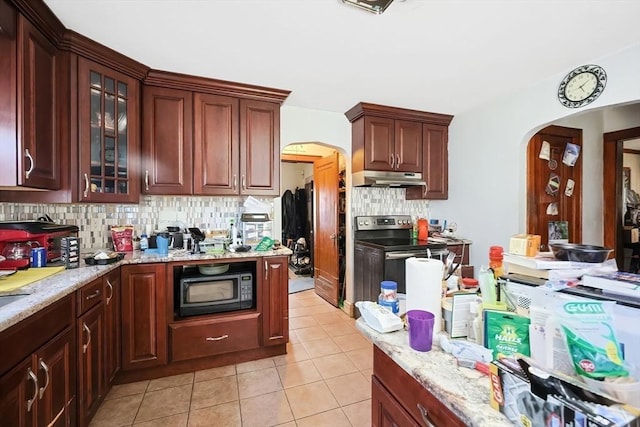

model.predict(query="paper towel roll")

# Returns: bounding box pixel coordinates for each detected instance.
[406,257,445,338]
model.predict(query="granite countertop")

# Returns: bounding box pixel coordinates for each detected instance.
[0,247,292,333]
[356,318,511,427]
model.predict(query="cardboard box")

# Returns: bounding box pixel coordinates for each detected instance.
[509,234,541,257]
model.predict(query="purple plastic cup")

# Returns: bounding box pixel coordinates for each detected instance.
[407,310,435,352]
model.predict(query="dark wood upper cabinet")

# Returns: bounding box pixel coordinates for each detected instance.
[193,93,239,195]
[406,123,449,200]
[142,86,193,195]
[78,57,140,203]
[240,99,280,196]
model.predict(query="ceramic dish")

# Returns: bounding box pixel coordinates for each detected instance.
[84,252,125,265]
[197,263,230,275]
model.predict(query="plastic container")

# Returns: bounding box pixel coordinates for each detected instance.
[407,310,435,351]
[139,234,149,251]
[489,245,504,279]
[378,280,399,314]
[461,277,479,289]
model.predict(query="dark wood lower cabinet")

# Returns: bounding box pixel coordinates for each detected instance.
[373,346,465,427]
[77,302,104,427]
[263,256,289,346]
[121,263,167,371]
[0,357,36,427]
[104,269,121,385]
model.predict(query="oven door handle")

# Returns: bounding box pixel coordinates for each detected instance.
[385,251,429,260]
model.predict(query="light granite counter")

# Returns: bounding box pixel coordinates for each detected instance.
[356,318,512,427]
[0,247,292,333]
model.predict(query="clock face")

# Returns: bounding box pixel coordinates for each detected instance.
[558,65,607,108]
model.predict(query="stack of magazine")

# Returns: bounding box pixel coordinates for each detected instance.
[582,272,640,299]
[503,253,610,280]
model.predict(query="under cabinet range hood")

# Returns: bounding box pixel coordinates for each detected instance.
[352,170,426,187]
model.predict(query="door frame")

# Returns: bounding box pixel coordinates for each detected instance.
[603,126,640,268]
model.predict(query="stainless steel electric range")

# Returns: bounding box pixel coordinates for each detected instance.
[353,215,448,303]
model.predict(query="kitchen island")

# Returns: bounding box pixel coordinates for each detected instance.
[356,318,512,426]
[0,247,292,427]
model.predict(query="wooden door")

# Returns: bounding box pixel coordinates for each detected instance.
[364,116,395,171]
[240,99,280,196]
[121,264,167,370]
[37,328,74,427]
[372,377,420,427]
[394,120,422,172]
[142,86,193,195]
[193,93,239,195]
[527,125,582,250]
[262,256,289,346]
[77,303,104,427]
[313,153,340,306]
[18,15,59,190]
[0,357,35,427]
[103,269,121,385]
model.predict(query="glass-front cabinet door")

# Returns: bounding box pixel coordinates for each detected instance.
[78,57,139,203]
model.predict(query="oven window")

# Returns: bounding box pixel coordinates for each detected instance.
[186,280,235,303]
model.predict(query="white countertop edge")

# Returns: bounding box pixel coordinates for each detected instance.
[355,318,512,427]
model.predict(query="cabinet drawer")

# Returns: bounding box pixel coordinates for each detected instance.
[77,278,104,315]
[170,313,260,362]
[373,346,465,427]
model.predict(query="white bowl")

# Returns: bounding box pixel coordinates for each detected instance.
[197,264,229,275]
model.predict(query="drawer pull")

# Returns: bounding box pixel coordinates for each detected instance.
[26,368,38,412]
[269,335,284,340]
[82,323,91,353]
[85,289,101,300]
[417,403,436,427]
[38,358,50,399]
[106,280,113,304]
[205,334,229,342]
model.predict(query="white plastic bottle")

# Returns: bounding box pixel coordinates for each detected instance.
[140,234,149,251]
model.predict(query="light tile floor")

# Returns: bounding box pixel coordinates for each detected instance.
[90,290,372,427]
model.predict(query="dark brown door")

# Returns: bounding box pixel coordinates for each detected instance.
[18,15,59,190]
[313,153,340,306]
[121,264,167,370]
[372,377,420,427]
[394,120,422,172]
[0,357,35,427]
[527,125,582,249]
[263,256,289,346]
[103,269,121,385]
[37,328,74,427]
[364,116,395,171]
[77,303,104,427]
[193,93,239,195]
[240,99,280,196]
[142,86,193,195]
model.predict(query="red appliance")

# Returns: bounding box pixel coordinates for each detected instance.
[0,221,79,270]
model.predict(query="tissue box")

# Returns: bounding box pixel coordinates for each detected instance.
[509,234,541,257]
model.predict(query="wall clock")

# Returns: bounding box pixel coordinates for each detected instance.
[557,64,607,108]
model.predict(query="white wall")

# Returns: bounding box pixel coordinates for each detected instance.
[435,43,640,268]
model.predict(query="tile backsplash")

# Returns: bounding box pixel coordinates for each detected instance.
[1,187,428,249]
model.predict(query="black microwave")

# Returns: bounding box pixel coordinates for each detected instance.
[177,269,254,317]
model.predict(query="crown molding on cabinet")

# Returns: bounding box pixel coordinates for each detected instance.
[345,102,453,126]
[9,0,65,44]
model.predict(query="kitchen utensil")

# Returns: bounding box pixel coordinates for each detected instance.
[2,241,38,260]
[443,251,455,279]
[189,228,206,253]
[549,243,613,263]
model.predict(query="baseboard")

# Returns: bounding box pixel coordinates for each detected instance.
[342,300,355,318]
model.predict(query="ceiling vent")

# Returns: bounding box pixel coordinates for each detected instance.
[341,0,395,14]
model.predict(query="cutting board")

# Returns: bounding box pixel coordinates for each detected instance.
[0,266,65,293]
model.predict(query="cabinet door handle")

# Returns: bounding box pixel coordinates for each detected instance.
[233,174,237,191]
[241,175,246,190]
[396,154,400,170]
[25,149,34,179]
[82,323,91,353]
[26,368,38,412]
[83,173,89,198]
[390,153,395,169]
[145,170,150,191]
[417,403,436,427]
[38,358,50,399]
[85,289,101,300]
[264,260,268,279]
[205,334,229,341]
[269,335,284,340]
[106,280,113,304]
[423,183,428,197]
